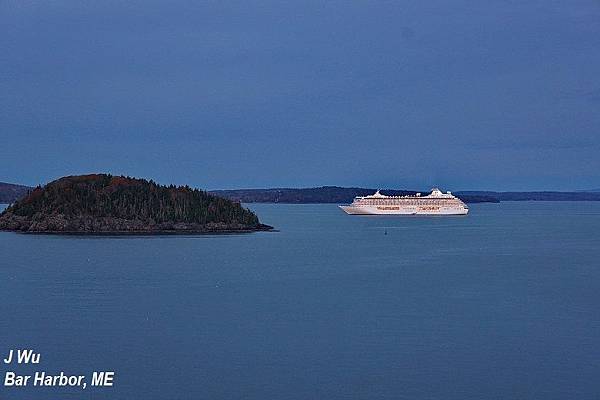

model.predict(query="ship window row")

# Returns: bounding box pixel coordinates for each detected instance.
[358,200,458,205]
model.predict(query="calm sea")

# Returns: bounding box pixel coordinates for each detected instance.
[1,202,599,399]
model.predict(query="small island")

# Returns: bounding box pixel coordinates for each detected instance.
[0,174,272,234]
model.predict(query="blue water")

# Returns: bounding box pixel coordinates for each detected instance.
[1,202,600,399]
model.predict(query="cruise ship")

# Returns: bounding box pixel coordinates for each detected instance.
[339,188,469,215]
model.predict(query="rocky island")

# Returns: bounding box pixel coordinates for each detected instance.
[0,174,272,234]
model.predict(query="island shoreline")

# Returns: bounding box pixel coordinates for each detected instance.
[3,224,275,236]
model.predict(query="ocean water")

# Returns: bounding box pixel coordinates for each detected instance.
[1,202,600,399]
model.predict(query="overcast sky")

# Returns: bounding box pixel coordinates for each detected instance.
[2,1,599,190]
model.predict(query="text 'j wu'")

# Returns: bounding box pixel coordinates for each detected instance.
[3,350,40,365]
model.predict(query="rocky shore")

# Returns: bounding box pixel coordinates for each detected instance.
[0,213,273,234]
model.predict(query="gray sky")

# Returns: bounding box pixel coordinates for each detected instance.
[1,1,599,190]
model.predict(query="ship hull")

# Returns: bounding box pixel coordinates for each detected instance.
[339,205,468,215]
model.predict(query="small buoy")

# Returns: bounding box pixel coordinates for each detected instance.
[384,229,387,235]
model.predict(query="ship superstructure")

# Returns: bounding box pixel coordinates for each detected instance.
[339,188,468,215]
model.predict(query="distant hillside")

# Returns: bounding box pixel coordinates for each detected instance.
[576,188,600,193]
[458,191,600,201]
[210,187,499,204]
[211,187,600,204]
[0,182,32,203]
[0,174,271,233]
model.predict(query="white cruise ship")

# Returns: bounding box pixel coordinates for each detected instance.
[339,188,468,215]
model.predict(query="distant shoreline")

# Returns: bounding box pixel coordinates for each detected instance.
[4,182,600,205]
[210,187,600,204]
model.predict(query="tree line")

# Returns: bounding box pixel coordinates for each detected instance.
[7,174,259,226]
